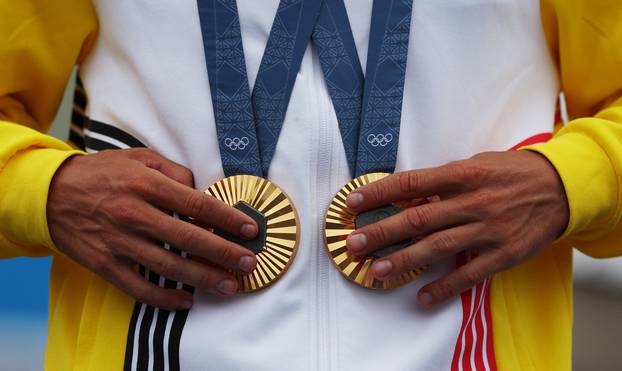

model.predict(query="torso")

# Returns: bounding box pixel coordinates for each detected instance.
[78,1,558,369]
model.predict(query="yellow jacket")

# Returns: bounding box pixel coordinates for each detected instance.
[0,0,621,370]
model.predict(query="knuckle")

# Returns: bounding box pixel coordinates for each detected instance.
[474,190,496,204]
[453,162,486,182]
[434,279,460,298]
[184,192,208,217]
[469,191,497,215]
[217,245,235,266]
[125,173,150,195]
[155,256,179,279]
[180,168,194,187]
[129,243,147,263]
[371,183,387,204]
[130,285,151,304]
[127,148,155,160]
[90,254,113,275]
[463,268,486,286]
[499,244,523,265]
[175,227,199,248]
[429,234,456,255]
[111,201,142,224]
[399,171,420,194]
[368,224,388,245]
[397,250,416,270]
[405,207,430,231]
[197,272,214,289]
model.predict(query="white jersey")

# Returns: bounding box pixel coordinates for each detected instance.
[76,1,558,370]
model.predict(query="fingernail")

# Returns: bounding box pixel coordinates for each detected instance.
[238,255,256,273]
[182,299,194,309]
[217,279,237,295]
[373,260,393,278]
[240,223,257,239]
[347,233,367,254]
[346,192,364,209]
[419,291,433,306]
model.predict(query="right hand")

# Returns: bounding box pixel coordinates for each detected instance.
[47,148,259,311]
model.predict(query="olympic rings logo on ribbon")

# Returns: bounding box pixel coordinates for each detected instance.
[366,133,393,147]
[224,137,250,151]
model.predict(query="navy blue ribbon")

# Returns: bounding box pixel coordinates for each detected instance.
[253,0,324,176]
[357,0,413,176]
[198,0,263,176]
[198,0,322,177]
[314,0,413,176]
[197,0,413,178]
[312,0,364,176]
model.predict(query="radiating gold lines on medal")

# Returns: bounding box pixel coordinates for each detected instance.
[323,172,426,290]
[205,175,299,292]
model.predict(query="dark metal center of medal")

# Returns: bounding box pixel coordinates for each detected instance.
[355,205,412,259]
[214,201,267,254]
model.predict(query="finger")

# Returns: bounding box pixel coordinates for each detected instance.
[123,238,240,296]
[392,197,430,209]
[136,205,257,273]
[417,249,506,307]
[126,148,195,187]
[107,262,195,311]
[346,198,477,256]
[369,223,490,279]
[135,169,258,239]
[346,165,469,211]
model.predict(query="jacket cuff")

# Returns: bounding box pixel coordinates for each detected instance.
[0,147,84,253]
[521,127,619,241]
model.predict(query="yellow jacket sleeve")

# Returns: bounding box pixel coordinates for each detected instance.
[526,0,622,258]
[0,1,97,258]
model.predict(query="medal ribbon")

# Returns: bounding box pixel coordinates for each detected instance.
[198,0,322,177]
[313,0,413,177]
[198,0,413,178]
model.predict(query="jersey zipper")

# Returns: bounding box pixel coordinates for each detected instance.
[310,46,334,371]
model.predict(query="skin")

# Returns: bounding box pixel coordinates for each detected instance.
[48,148,568,311]
[47,148,259,311]
[345,150,569,307]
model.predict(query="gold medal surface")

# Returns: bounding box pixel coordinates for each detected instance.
[205,175,299,293]
[324,172,426,290]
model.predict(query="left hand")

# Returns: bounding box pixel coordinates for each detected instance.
[345,150,569,307]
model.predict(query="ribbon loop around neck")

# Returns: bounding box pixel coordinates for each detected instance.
[198,0,413,179]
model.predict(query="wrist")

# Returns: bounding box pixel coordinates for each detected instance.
[0,148,84,252]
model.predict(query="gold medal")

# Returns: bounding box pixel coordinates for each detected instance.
[205,175,299,292]
[323,172,426,290]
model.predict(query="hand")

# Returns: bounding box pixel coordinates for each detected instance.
[345,150,569,307]
[47,148,259,311]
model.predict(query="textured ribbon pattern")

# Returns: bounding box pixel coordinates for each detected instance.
[198,0,413,178]
[313,0,413,176]
[356,0,413,176]
[312,0,365,176]
[253,0,324,175]
[198,0,322,177]
[198,0,263,176]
